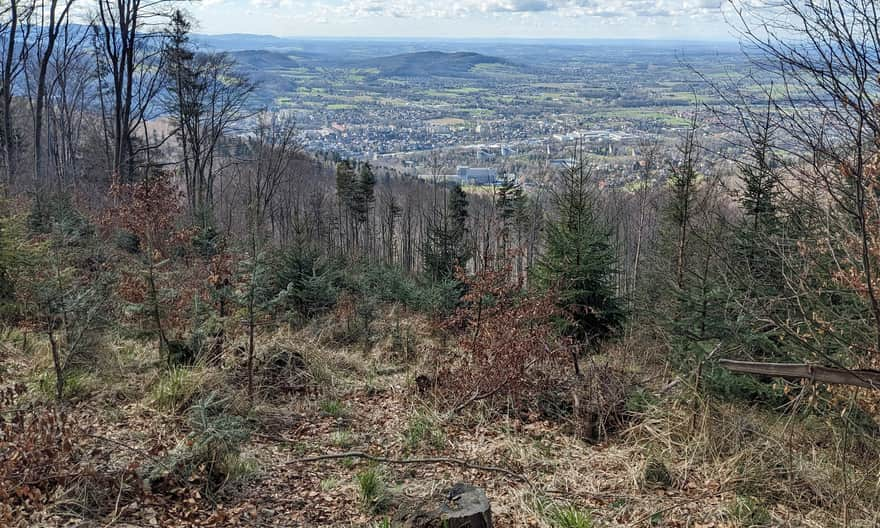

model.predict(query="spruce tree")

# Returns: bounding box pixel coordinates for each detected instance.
[335,160,355,207]
[728,103,786,361]
[496,175,526,255]
[424,183,470,281]
[656,115,734,380]
[335,160,356,247]
[735,104,780,285]
[352,162,376,224]
[533,153,624,349]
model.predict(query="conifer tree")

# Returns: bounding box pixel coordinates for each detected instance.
[726,100,786,361]
[667,113,700,293]
[335,160,355,247]
[335,160,355,205]
[424,183,470,281]
[735,101,780,283]
[656,112,731,365]
[355,162,376,224]
[496,175,526,255]
[533,149,624,351]
[354,163,376,253]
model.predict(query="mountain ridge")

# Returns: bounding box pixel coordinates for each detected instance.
[354,50,516,77]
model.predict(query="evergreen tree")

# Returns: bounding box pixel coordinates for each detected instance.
[164,11,201,216]
[358,163,376,215]
[667,119,699,292]
[533,152,624,348]
[495,175,526,254]
[449,183,469,247]
[725,103,786,361]
[654,111,731,348]
[654,115,737,386]
[335,160,356,247]
[335,160,355,207]
[351,162,376,224]
[424,183,470,281]
[735,103,780,285]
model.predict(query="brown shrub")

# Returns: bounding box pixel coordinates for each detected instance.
[433,264,569,411]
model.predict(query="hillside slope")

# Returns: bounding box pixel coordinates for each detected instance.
[359,51,516,77]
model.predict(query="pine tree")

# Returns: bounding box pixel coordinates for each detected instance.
[495,175,526,255]
[356,162,376,223]
[335,160,355,206]
[335,160,355,247]
[424,183,470,281]
[735,102,780,285]
[533,150,624,350]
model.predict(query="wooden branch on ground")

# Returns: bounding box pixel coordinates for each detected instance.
[450,357,540,415]
[627,491,721,527]
[718,359,880,389]
[289,451,529,483]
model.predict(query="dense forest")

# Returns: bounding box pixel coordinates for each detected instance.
[3,0,880,526]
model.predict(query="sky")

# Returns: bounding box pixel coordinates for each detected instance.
[189,0,738,41]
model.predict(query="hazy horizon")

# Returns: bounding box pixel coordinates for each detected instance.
[193,32,740,44]
[190,0,736,41]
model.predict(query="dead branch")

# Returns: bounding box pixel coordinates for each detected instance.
[449,357,539,415]
[719,359,880,389]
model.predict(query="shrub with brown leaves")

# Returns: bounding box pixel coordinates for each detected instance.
[435,264,569,411]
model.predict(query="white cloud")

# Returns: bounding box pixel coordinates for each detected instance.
[194,0,733,39]
[248,0,724,20]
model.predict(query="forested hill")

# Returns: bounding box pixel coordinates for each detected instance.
[229,49,302,69]
[356,51,517,77]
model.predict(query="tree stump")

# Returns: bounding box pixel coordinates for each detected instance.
[393,483,492,528]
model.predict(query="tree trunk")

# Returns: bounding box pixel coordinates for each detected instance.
[48,326,63,402]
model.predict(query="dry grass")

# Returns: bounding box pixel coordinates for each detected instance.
[3,310,880,527]
[622,394,880,527]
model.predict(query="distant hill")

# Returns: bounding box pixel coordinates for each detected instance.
[229,50,302,70]
[358,51,516,77]
[196,33,301,51]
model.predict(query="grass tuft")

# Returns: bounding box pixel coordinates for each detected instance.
[36,368,94,401]
[320,398,349,418]
[149,366,205,412]
[403,410,445,450]
[549,503,593,528]
[726,495,771,527]
[643,457,673,488]
[330,429,356,448]
[356,466,388,513]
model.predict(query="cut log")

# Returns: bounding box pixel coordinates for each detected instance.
[393,483,492,528]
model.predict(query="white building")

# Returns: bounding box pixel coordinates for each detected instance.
[456,166,497,185]
[417,166,500,186]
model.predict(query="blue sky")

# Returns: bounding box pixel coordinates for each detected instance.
[190,0,736,40]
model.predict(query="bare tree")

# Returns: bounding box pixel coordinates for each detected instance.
[0,0,34,191]
[43,10,93,191]
[92,0,171,183]
[27,0,75,188]
[732,0,880,354]
[630,136,660,304]
[164,10,254,225]
[236,111,301,241]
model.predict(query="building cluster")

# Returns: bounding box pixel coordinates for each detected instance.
[417,166,500,186]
